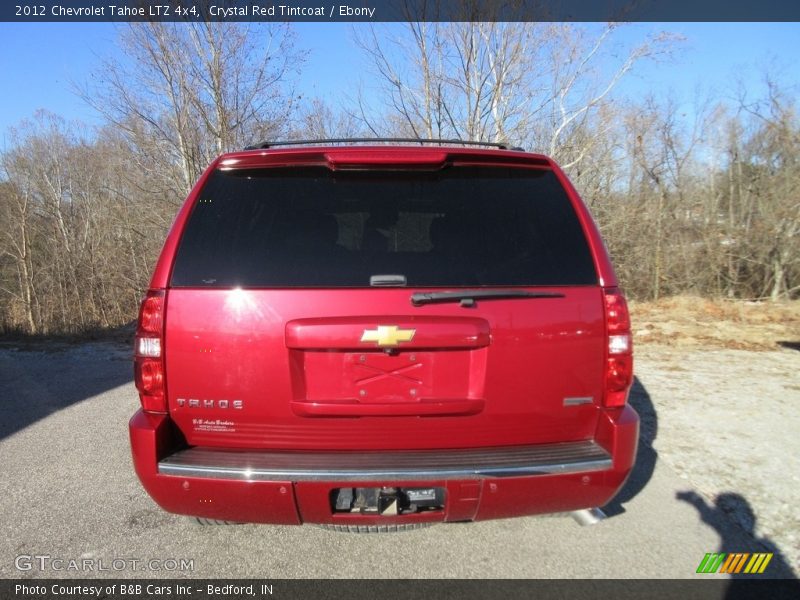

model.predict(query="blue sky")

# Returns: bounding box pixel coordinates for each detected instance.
[0,22,798,142]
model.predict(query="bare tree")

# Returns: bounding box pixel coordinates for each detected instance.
[0,180,39,333]
[0,112,189,334]
[2,30,799,336]
[736,75,800,299]
[294,98,365,139]
[354,20,680,163]
[79,21,305,194]
[353,21,544,143]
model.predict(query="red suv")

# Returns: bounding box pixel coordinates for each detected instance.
[129,140,638,530]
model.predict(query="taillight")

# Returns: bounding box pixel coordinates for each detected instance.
[603,287,633,407]
[134,290,166,413]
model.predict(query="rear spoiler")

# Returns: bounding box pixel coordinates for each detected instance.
[217,148,552,171]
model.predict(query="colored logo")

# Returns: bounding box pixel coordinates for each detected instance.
[360,326,416,348]
[696,553,772,574]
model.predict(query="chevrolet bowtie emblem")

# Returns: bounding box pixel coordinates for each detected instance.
[360,325,416,347]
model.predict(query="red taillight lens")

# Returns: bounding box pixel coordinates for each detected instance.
[134,358,166,412]
[605,288,631,334]
[603,288,633,407]
[135,358,163,393]
[134,290,166,414]
[138,294,163,334]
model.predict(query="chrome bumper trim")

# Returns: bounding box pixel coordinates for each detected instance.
[158,441,612,481]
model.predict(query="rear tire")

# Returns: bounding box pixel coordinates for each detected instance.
[194,517,241,526]
[318,523,433,533]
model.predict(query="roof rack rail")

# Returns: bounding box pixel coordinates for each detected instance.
[244,138,525,151]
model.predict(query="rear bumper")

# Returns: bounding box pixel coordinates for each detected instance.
[129,406,638,525]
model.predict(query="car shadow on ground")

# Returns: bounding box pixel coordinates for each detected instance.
[0,323,134,441]
[777,341,800,352]
[603,376,657,517]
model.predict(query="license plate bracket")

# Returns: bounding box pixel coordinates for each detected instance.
[330,486,445,515]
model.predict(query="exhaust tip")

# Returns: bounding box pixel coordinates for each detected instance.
[571,507,607,526]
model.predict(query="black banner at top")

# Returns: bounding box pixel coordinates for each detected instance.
[3,0,800,22]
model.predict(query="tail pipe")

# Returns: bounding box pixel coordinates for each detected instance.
[571,507,607,526]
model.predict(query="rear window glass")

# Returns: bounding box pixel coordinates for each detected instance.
[170,167,597,287]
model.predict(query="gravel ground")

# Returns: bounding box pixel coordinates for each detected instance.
[0,336,797,580]
[634,344,800,572]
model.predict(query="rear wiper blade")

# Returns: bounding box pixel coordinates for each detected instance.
[410,289,565,307]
